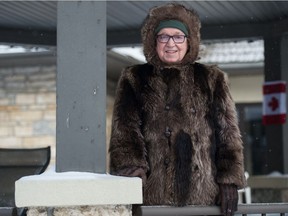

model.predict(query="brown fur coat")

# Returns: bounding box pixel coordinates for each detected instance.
[109,3,245,206]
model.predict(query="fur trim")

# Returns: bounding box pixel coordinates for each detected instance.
[141,3,201,67]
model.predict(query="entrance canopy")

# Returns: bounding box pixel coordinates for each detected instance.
[0,1,288,46]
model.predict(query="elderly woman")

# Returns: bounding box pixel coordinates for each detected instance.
[109,3,246,216]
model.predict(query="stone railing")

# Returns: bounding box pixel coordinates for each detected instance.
[15,168,142,216]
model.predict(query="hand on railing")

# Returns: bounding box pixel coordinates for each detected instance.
[218,184,238,216]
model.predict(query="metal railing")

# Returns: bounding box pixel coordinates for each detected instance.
[134,203,288,216]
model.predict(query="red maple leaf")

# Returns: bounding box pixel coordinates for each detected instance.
[268,97,279,111]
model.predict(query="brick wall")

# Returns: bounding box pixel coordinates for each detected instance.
[0,63,115,168]
[0,65,57,164]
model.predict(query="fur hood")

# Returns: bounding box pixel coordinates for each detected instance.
[141,3,201,67]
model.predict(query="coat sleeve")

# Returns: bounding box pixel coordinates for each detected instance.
[109,68,148,174]
[212,68,246,189]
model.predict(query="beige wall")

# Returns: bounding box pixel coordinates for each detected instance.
[229,74,264,103]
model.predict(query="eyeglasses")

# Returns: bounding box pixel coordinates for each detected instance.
[157,34,187,44]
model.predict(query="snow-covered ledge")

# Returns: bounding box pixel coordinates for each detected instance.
[15,166,142,216]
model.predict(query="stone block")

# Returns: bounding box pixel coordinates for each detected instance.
[47,104,56,110]
[29,81,56,90]
[14,66,41,75]
[15,126,33,137]
[0,126,13,136]
[41,65,56,74]
[4,74,26,82]
[29,104,47,110]
[16,93,36,105]
[27,205,132,216]
[36,93,56,105]
[33,120,55,135]
[0,111,10,120]
[0,105,19,112]
[0,68,14,75]
[9,110,43,121]
[0,98,11,106]
[29,73,56,81]
[0,137,22,148]
[43,110,56,120]
[5,81,26,91]
[22,136,55,148]
[0,89,6,97]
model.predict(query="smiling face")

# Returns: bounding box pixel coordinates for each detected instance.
[156,28,188,65]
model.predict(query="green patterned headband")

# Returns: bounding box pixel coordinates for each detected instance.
[155,20,188,36]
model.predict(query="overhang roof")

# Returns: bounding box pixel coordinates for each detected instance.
[1,1,288,95]
[0,1,288,47]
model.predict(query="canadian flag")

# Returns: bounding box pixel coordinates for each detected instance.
[263,81,286,125]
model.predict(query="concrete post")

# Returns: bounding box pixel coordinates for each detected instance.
[56,1,106,173]
[15,2,143,215]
